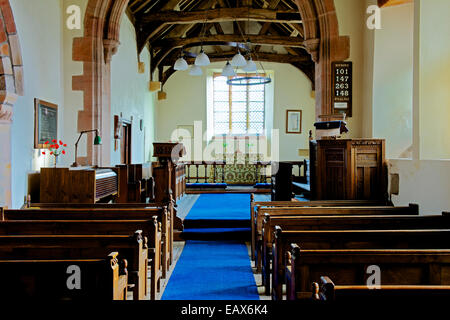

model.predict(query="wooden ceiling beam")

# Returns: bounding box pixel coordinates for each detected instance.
[263,0,281,8]
[162,51,310,66]
[214,22,224,35]
[253,22,271,52]
[131,0,153,14]
[141,8,301,24]
[378,0,412,7]
[161,57,313,87]
[152,34,304,49]
[139,0,214,53]
[161,0,183,11]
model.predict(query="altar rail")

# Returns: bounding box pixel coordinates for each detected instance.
[184,161,273,185]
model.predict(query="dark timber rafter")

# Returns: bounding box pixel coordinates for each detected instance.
[138,0,216,53]
[152,34,304,50]
[160,58,312,87]
[137,7,302,52]
[150,33,304,74]
[161,51,311,66]
[127,0,313,87]
[141,8,301,24]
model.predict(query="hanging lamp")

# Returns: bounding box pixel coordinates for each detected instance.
[189,64,203,76]
[242,57,257,72]
[227,8,271,86]
[174,53,188,71]
[222,61,236,77]
[231,48,247,67]
[195,49,210,66]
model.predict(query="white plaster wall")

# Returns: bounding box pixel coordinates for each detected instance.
[372,3,414,159]
[334,0,366,138]
[389,159,450,214]
[110,14,156,165]
[61,0,87,167]
[156,61,315,161]
[418,0,450,160]
[9,0,64,208]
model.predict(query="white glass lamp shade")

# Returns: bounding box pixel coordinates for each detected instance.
[195,50,210,66]
[231,50,247,67]
[174,57,188,71]
[242,58,257,72]
[221,62,236,77]
[189,64,203,76]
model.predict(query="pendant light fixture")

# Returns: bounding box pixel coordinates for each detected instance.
[226,6,271,86]
[242,57,257,72]
[194,4,210,67]
[189,64,203,76]
[174,50,188,71]
[231,48,247,67]
[195,49,210,66]
[222,61,236,77]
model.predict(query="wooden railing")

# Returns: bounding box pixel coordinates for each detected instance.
[184,161,272,185]
[185,161,226,184]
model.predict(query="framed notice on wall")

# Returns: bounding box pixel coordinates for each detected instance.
[332,61,352,117]
[34,99,58,149]
[286,110,302,134]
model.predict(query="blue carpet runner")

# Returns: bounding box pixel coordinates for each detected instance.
[162,240,260,300]
[182,193,252,240]
[162,193,264,300]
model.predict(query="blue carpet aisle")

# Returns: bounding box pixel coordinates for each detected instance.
[162,240,260,300]
[162,193,266,300]
[182,193,252,240]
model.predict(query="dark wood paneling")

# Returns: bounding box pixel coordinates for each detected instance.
[310,139,386,200]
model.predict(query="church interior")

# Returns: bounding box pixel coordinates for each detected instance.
[0,0,449,307]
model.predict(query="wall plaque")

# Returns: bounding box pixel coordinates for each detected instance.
[34,98,58,149]
[332,61,352,117]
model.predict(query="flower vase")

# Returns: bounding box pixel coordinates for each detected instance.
[53,156,58,168]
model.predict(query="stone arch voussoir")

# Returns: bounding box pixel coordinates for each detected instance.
[295,0,350,119]
[72,0,129,166]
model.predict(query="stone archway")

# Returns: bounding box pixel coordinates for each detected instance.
[295,0,350,120]
[72,0,129,166]
[71,0,349,166]
[0,0,24,207]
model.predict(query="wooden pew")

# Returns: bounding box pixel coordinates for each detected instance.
[0,252,128,300]
[26,200,176,267]
[249,193,393,261]
[261,214,450,292]
[313,276,450,302]
[2,207,172,280]
[0,219,161,300]
[286,247,450,300]
[0,231,148,300]
[272,228,450,299]
[253,204,418,270]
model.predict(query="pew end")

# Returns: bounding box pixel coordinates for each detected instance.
[318,276,336,301]
[409,203,419,214]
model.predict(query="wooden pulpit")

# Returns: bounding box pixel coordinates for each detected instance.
[309,139,388,201]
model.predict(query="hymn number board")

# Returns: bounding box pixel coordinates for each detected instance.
[332,61,353,117]
[34,99,58,149]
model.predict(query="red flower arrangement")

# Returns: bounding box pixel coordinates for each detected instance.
[42,139,67,167]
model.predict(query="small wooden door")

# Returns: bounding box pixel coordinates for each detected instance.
[120,122,132,164]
